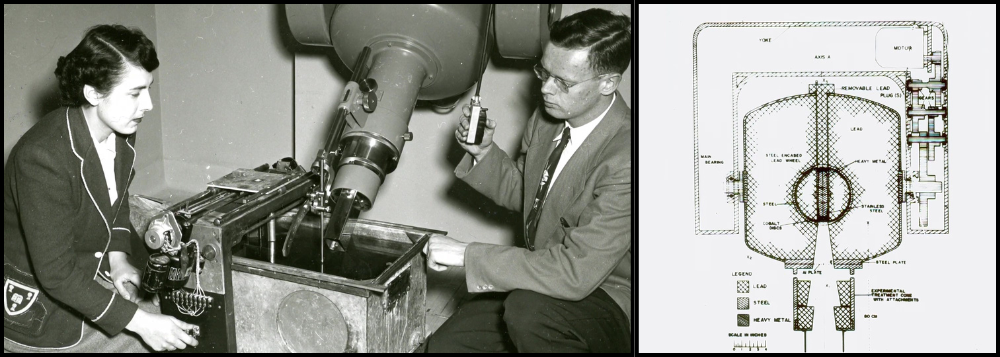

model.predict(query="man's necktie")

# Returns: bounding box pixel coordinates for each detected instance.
[525,126,571,251]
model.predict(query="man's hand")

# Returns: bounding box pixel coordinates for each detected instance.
[108,252,141,303]
[422,234,470,272]
[455,104,497,162]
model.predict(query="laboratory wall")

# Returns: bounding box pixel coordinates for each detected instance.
[3,4,164,195]
[153,4,295,201]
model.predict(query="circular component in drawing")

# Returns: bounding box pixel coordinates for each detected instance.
[791,166,854,223]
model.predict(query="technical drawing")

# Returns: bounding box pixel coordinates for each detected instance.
[737,297,750,310]
[834,278,856,352]
[693,21,949,352]
[744,80,903,272]
[792,277,813,351]
[694,21,949,239]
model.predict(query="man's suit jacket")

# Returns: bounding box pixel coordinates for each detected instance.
[4,107,140,349]
[455,93,632,324]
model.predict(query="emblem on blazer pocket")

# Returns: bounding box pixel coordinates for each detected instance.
[5,279,38,316]
[4,264,53,337]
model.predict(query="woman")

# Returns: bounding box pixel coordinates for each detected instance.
[4,24,198,353]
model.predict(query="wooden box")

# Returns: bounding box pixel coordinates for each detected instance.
[229,219,442,353]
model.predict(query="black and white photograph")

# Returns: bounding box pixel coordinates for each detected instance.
[3,4,634,353]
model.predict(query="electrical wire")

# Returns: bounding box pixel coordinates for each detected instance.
[475,4,495,97]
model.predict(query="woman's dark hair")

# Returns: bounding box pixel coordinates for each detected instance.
[549,8,632,76]
[55,24,159,107]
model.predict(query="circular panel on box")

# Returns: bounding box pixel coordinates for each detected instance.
[276,290,349,353]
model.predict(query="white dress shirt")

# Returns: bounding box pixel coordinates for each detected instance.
[547,93,616,195]
[94,133,118,205]
[471,93,617,194]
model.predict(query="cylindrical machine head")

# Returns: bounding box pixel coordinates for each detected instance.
[495,4,562,59]
[286,4,558,101]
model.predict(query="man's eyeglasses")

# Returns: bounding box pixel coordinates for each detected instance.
[534,64,606,93]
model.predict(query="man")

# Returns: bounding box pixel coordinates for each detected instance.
[423,8,632,353]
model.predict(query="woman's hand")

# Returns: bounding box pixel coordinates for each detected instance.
[126,309,200,352]
[108,252,141,303]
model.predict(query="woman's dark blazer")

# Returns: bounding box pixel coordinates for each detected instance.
[4,107,142,349]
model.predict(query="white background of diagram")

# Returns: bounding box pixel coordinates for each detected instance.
[639,4,996,353]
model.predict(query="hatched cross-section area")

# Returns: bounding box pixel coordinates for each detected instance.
[737,280,750,294]
[737,314,750,327]
[793,278,814,332]
[834,277,856,332]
